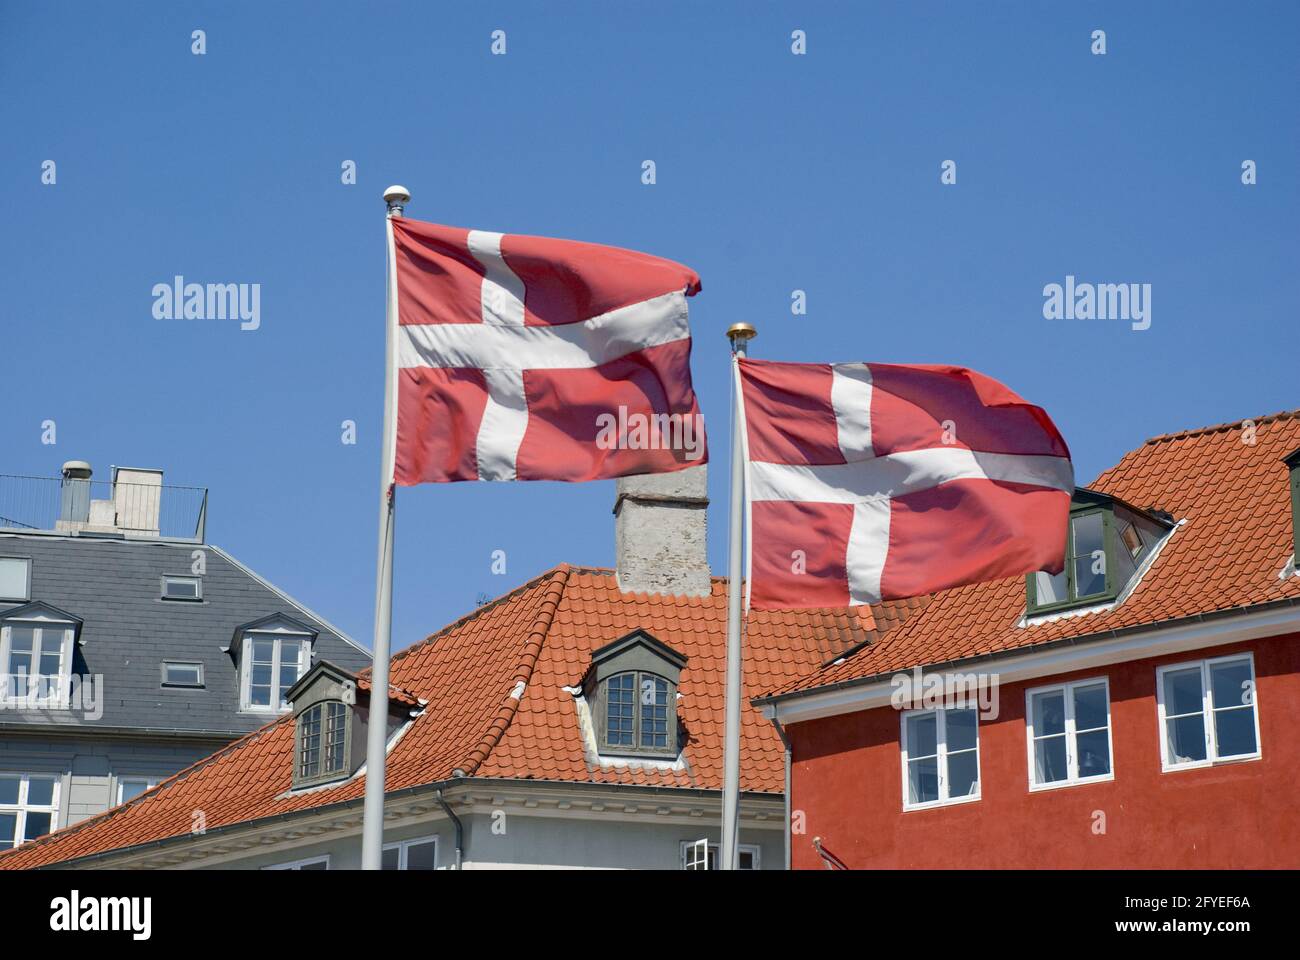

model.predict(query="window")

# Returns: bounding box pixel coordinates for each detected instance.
[161,661,204,688]
[382,836,438,870]
[901,707,980,809]
[1026,679,1113,789]
[0,559,31,602]
[264,855,329,871]
[679,840,760,870]
[1028,490,1173,616]
[296,700,349,786]
[240,632,309,712]
[0,618,73,705]
[1157,655,1260,771]
[161,576,202,601]
[587,630,685,759]
[603,671,672,755]
[0,774,59,849]
[116,777,157,805]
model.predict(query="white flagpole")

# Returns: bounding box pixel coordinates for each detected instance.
[721,321,756,870]
[361,184,409,869]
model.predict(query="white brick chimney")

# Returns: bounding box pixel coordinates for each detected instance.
[613,465,711,597]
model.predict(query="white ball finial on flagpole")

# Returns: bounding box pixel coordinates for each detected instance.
[384,184,411,217]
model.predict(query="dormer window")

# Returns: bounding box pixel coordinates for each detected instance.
[586,630,687,759]
[296,700,349,786]
[0,603,81,706]
[1027,489,1173,616]
[606,671,671,752]
[231,614,318,714]
[285,660,414,791]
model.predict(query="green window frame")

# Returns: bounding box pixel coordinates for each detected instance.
[1027,506,1115,614]
[1286,449,1300,566]
[1027,491,1174,616]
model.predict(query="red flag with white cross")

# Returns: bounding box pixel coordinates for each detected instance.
[388,217,707,484]
[737,358,1074,609]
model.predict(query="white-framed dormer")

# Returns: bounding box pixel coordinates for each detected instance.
[230,613,318,714]
[0,602,81,709]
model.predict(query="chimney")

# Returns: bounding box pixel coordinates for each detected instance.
[58,461,93,527]
[613,465,711,597]
[112,467,163,536]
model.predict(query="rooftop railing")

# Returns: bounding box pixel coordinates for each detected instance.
[0,474,207,542]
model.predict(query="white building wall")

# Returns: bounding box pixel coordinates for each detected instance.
[0,733,228,832]
[191,811,783,871]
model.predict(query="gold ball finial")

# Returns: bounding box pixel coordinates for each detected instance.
[726,322,757,343]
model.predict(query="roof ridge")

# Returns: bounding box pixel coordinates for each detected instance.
[458,564,571,776]
[0,713,290,866]
[1144,409,1300,445]
[382,563,573,671]
[561,563,740,586]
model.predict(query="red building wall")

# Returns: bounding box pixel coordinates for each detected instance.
[788,634,1300,869]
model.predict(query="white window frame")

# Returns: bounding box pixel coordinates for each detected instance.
[678,839,761,870]
[160,575,202,602]
[0,558,32,602]
[0,614,75,707]
[263,854,330,870]
[239,629,312,714]
[1156,653,1262,772]
[0,773,61,849]
[381,835,439,870]
[1025,677,1115,791]
[116,776,158,805]
[900,707,982,811]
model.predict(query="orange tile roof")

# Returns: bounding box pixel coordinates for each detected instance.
[763,410,1300,700]
[0,565,885,868]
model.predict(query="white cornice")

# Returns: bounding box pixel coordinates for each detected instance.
[54,778,782,870]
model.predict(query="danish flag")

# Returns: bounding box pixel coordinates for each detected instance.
[737,359,1074,609]
[388,217,706,484]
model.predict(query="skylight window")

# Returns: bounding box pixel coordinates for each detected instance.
[161,575,202,601]
[161,660,204,688]
[0,558,31,603]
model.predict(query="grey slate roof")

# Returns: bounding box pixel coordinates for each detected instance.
[0,533,369,737]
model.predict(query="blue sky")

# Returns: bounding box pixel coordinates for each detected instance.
[2,2,1296,651]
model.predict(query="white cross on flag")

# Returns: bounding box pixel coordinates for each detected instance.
[388,217,707,483]
[737,358,1074,609]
